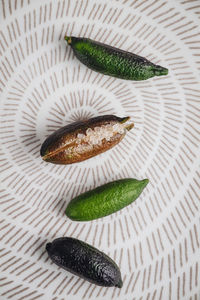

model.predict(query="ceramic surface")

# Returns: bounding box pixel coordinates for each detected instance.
[0,1,200,299]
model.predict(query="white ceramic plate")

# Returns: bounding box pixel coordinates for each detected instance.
[0,1,200,299]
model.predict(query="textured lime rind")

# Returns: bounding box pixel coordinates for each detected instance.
[65,36,168,81]
[66,178,149,221]
[46,237,123,287]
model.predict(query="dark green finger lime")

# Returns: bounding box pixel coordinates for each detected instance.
[65,36,168,81]
[66,178,149,221]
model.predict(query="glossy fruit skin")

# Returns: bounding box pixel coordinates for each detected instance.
[46,237,123,288]
[65,36,168,81]
[66,178,149,221]
[40,115,133,164]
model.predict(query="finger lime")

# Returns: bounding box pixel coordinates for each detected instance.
[66,178,149,221]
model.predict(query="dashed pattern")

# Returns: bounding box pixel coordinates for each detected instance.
[0,0,200,299]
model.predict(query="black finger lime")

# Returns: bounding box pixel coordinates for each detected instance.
[66,178,149,221]
[65,36,168,81]
[46,237,123,288]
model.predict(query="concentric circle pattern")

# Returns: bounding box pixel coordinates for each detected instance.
[0,1,200,299]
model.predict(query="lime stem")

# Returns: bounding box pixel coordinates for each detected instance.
[64,36,72,44]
